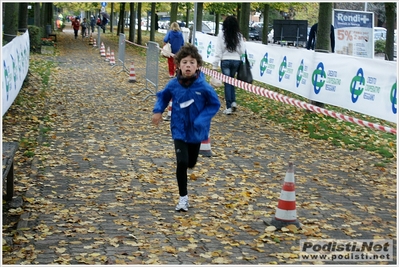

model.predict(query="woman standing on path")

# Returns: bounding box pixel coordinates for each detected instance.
[212,16,246,115]
[152,44,220,212]
[163,22,185,78]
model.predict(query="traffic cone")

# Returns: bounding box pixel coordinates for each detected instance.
[105,47,110,61]
[199,136,212,157]
[93,38,97,47]
[264,162,301,229]
[89,34,93,45]
[163,100,172,120]
[109,51,116,66]
[100,43,106,57]
[128,61,137,83]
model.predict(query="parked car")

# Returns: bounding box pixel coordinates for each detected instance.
[249,27,261,41]
[374,27,387,41]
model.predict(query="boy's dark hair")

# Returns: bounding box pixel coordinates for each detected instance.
[174,43,203,67]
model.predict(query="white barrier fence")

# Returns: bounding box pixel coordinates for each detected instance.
[194,32,397,124]
[2,31,30,116]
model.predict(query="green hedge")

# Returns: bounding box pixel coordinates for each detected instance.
[28,25,43,53]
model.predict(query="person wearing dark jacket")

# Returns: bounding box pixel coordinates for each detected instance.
[306,23,335,53]
[152,44,221,212]
[163,22,185,77]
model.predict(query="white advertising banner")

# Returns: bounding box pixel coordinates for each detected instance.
[195,31,397,123]
[2,30,30,116]
[333,9,374,58]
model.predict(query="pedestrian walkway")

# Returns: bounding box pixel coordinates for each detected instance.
[2,28,396,265]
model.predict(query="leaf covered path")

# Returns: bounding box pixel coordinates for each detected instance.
[2,29,397,265]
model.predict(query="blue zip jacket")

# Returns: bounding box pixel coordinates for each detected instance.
[163,30,184,54]
[153,72,221,143]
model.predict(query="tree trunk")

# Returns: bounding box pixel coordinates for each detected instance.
[34,3,41,27]
[150,3,156,41]
[170,3,178,25]
[129,3,135,42]
[18,3,28,32]
[3,3,18,43]
[311,2,333,109]
[110,3,114,33]
[384,2,395,61]
[118,3,125,35]
[196,3,203,32]
[137,3,142,45]
[215,13,220,36]
[240,3,250,40]
[262,4,269,45]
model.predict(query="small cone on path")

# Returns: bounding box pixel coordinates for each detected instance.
[109,51,116,66]
[105,47,110,61]
[128,61,137,83]
[89,34,93,45]
[100,42,106,57]
[264,162,301,230]
[163,100,172,120]
[199,136,212,157]
[93,38,97,47]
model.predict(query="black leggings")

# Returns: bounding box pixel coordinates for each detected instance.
[174,140,201,196]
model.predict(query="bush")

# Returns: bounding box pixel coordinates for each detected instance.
[374,39,385,54]
[28,25,42,53]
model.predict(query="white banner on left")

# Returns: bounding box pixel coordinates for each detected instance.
[2,30,30,116]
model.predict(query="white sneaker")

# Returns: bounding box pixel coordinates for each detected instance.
[231,102,237,112]
[223,108,232,115]
[175,196,189,212]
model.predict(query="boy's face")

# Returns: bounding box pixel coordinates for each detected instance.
[179,55,198,78]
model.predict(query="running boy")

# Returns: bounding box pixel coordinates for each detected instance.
[152,44,221,211]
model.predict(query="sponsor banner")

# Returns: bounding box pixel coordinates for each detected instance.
[2,30,30,116]
[300,239,394,262]
[195,31,397,123]
[334,9,374,58]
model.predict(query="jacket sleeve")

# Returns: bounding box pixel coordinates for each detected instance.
[193,83,221,134]
[163,32,169,43]
[153,86,172,114]
[212,34,223,69]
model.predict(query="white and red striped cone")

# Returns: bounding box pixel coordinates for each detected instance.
[199,136,212,157]
[128,61,137,83]
[109,51,116,66]
[93,38,97,47]
[163,100,172,120]
[100,43,106,57]
[264,162,301,229]
[89,34,93,45]
[105,47,110,61]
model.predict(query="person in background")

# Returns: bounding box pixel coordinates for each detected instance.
[152,44,220,212]
[212,16,246,115]
[155,12,159,31]
[72,17,80,39]
[90,15,96,33]
[163,22,185,78]
[81,18,88,38]
[306,23,335,53]
[101,16,108,33]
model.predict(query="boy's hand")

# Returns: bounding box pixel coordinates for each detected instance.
[152,113,163,126]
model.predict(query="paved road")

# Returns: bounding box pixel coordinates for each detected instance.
[2,28,396,265]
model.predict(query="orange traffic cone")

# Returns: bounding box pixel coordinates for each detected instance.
[89,34,93,45]
[105,47,110,61]
[93,38,97,47]
[199,136,212,157]
[163,100,172,120]
[128,61,137,83]
[100,43,106,57]
[109,51,116,66]
[264,162,301,229]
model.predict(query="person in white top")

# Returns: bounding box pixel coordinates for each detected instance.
[212,16,246,115]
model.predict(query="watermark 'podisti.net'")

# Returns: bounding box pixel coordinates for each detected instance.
[299,239,393,262]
